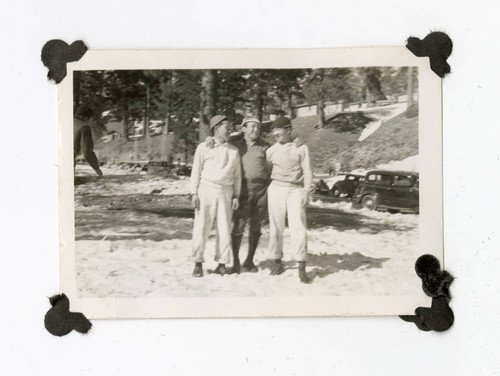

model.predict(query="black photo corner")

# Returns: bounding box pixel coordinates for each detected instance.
[400,255,454,332]
[42,32,453,335]
[399,31,454,332]
[406,31,453,78]
[44,294,92,336]
[42,39,91,336]
[41,39,88,84]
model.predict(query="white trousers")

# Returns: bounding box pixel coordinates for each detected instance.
[267,182,308,262]
[191,183,233,265]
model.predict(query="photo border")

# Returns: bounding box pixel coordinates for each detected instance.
[59,48,442,318]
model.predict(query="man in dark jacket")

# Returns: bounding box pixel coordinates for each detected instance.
[206,118,270,273]
[229,118,270,273]
[74,105,103,177]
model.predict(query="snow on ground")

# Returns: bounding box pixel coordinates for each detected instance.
[358,103,407,141]
[75,164,190,198]
[351,155,419,175]
[74,164,419,298]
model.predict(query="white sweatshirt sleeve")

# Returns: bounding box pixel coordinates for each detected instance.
[190,143,205,195]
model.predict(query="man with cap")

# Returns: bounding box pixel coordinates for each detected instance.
[205,118,306,273]
[266,116,313,283]
[190,115,242,277]
[209,118,271,274]
[74,105,103,177]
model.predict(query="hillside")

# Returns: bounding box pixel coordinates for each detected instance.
[93,107,416,172]
[333,110,418,171]
[290,116,362,173]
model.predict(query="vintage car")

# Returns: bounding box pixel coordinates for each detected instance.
[312,179,331,196]
[330,174,364,198]
[352,170,419,213]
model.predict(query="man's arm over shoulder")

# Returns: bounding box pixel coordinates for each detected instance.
[228,131,244,145]
[259,138,271,148]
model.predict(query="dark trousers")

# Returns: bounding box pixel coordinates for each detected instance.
[232,182,268,236]
[74,125,100,172]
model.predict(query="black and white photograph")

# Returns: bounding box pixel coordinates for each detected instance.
[59,48,443,318]
[7,0,500,373]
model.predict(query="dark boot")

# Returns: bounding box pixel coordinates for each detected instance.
[270,259,285,276]
[214,263,227,276]
[228,234,243,274]
[298,261,310,284]
[192,262,203,277]
[242,232,260,273]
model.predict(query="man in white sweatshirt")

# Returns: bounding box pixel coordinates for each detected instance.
[266,116,313,283]
[190,115,242,277]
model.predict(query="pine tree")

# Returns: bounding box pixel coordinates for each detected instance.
[303,68,356,128]
[199,70,218,142]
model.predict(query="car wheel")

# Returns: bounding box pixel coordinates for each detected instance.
[332,187,341,197]
[361,195,376,210]
[387,209,399,214]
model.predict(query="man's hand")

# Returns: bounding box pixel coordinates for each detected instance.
[232,198,239,211]
[301,189,309,207]
[205,136,215,148]
[294,137,304,147]
[191,194,200,210]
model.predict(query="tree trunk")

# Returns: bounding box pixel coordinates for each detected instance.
[199,70,217,142]
[407,66,414,109]
[162,72,171,161]
[227,98,236,128]
[256,80,264,123]
[318,98,325,128]
[162,102,170,161]
[365,87,371,108]
[144,85,152,159]
[122,100,129,141]
[287,90,293,118]
[182,119,192,164]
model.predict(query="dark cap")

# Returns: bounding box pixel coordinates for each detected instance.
[210,115,228,130]
[75,105,94,119]
[272,116,291,129]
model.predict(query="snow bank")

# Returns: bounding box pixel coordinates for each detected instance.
[358,120,383,142]
[349,155,419,176]
[309,198,419,223]
[375,155,419,172]
[358,103,407,141]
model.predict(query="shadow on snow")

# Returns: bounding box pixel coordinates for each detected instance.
[258,252,389,282]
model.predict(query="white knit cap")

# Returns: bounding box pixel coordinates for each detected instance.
[241,118,261,127]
